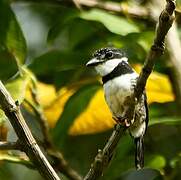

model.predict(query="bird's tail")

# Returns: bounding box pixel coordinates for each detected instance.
[134,137,144,170]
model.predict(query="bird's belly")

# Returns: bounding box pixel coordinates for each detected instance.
[103,75,134,117]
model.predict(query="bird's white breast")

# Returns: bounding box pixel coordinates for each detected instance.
[103,72,138,117]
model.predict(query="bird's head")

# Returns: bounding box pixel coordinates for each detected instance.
[86,47,128,76]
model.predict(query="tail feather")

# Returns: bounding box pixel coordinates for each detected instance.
[134,137,144,170]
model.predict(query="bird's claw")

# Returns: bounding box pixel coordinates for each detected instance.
[113,116,131,127]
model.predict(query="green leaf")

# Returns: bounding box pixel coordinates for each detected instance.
[47,9,79,43]
[80,9,139,36]
[149,117,181,126]
[6,67,35,103]
[0,68,31,124]
[146,155,166,169]
[5,72,30,104]
[54,69,85,89]
[0,50,18,81]
[30,50,88,75]
[0,110,7,125]
[48,17,98,49]
[0,1,27,68]
[0,153,33,169]
[137,31,154,52]
[68,19,98,49]
[52,83,100,146]
[170,153,181,168]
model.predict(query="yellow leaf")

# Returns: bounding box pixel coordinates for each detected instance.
[25,81,57,107]
[44,87,75,128]
[69,90,115,135]
[69,65,174,135]
[25,64,174,135]
[133,64,175,103]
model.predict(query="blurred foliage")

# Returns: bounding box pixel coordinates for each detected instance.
[0,0,181,180]
[0,0,27,73]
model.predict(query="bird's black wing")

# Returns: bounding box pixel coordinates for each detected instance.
[143,91,149,133]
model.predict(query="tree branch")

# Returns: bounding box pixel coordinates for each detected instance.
[76,0,150,19]
[0,141,20,150]
[0,81,60,180]
[11,0,150,20]
[84,0,176,179]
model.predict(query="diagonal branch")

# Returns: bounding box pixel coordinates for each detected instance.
[0,81,60,180]
[84,1,176,179]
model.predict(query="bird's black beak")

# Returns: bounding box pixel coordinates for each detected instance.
[86,58,103,67]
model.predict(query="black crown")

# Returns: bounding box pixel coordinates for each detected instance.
[93,47,126,59]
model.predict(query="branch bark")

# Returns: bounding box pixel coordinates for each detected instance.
[0,81,60,180]
[84,0,176,179]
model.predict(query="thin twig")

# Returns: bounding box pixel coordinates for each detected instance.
[0,141,20,150]
[24,98,52,147]
[72,0,82,10]
[25,82,83,180]
[30,81,52,147]
[0,81,60,180]
[11,0,150,20]
[84,125,126,180]
[84,1,176,179]
[49,150,83,180]
[76,0,149,19]
[24,98,83,180]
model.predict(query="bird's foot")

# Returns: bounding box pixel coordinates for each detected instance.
[113,116,131,127]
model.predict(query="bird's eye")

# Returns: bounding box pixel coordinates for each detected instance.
[105,51,113,59]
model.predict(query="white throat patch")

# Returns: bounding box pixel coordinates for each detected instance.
[95,57,128,76]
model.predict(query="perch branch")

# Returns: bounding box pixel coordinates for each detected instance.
[84,0,176,179]
[0,81,60,180]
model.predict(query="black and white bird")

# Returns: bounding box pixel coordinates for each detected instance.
[86,47,149,170]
